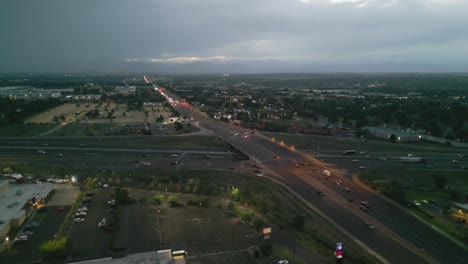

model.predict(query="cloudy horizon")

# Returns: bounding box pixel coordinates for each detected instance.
[1,0,468,73]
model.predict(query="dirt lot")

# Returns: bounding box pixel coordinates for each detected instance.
[25,102,172,125]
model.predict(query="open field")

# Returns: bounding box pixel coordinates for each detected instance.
[0,124,55,137]
[24,102,173,125]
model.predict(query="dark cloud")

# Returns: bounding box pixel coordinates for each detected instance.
[1,0,467,72]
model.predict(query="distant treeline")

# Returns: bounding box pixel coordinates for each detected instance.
[0,98,62,124]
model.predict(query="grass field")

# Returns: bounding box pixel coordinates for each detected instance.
[0,124,56,137]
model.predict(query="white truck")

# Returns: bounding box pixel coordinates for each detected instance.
[400,157,423,163]
[323,170,331,176]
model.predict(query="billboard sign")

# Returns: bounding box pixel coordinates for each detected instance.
[335,242,344,258]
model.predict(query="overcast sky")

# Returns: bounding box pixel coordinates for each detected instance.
[1,0,468,73]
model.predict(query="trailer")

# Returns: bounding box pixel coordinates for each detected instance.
[400,157,424,163]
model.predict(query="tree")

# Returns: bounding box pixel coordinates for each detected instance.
[433,175,447,189]
[449,190,461,202]
[39,238,71,260]
[173,121,183,131]
[292,215,305,230]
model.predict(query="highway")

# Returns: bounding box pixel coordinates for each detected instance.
[162,90,468,264]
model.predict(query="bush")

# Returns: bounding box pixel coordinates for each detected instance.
[39,238,71,260]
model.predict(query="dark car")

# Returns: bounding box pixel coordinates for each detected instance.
[317,191,325,196]
[456,218,467,224]
[37,207,49,213]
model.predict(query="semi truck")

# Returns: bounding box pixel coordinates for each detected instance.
[400,157,424,163]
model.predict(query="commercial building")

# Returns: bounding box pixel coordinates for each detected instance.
[69,249,186,264]
[0,180,54,240]
[364,127,421,143]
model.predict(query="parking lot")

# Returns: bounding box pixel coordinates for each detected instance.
[68,188,115,262]
[113,189,262,257]
[0,206,70,264]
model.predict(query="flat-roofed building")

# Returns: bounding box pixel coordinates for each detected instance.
[69,249,186,264]
[0,180,54,240]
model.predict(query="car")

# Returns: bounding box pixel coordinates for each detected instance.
[412,200,421,206]
[317,191,325,196]
[359,166,367,170]
[352,159,359,163]
[171,161,178,165]
[204,155,212,159]
[360,205,368,211]
[452,160,460,163]
[458,153,464,158]
[462,166,468,170]
[379,157,387,161]
[334,180,342,186]
[364,221,375,229]
[83,152,89,155]
[456,218,467,223]
[107,199,116,205]
[278,260,289,264]
[102,184,109,188]
[98,218,107,228]
[171,154,179,157]
[74,218,84,223]
[37,150,46,154]
[31,221,41,227]
[142,154,149,158]
[21,230,34,236]
[57,207,64,211]
[15,235,28,241]
[77,211,87,216]
[275,156,280,159]
[408,153,416,157]
[344,187,351,193]
[295,163,300,167]
[421,200,428,204]
[57,153,64,157]
[361,201,370,208]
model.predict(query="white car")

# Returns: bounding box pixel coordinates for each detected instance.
[278,260,289,264]
[76,211,87,216]
[102,184,109,188]
[78,207,88,212]
[74,218,84,223]
[107,199,116,205]
[15,235,28,241]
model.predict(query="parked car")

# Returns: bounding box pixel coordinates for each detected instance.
[74,218,84,223]
[456,218,467,224]
[57,207,65,211]
[14,235,28,242]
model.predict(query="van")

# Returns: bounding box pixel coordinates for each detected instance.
[98,218,106,228]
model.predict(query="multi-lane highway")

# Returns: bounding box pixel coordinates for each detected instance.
[162,90,467,264]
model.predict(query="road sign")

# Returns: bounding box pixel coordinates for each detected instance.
[336,242,343,252]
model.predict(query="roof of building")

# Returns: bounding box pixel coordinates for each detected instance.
[69,250,185,264]
[0,180,54,229]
